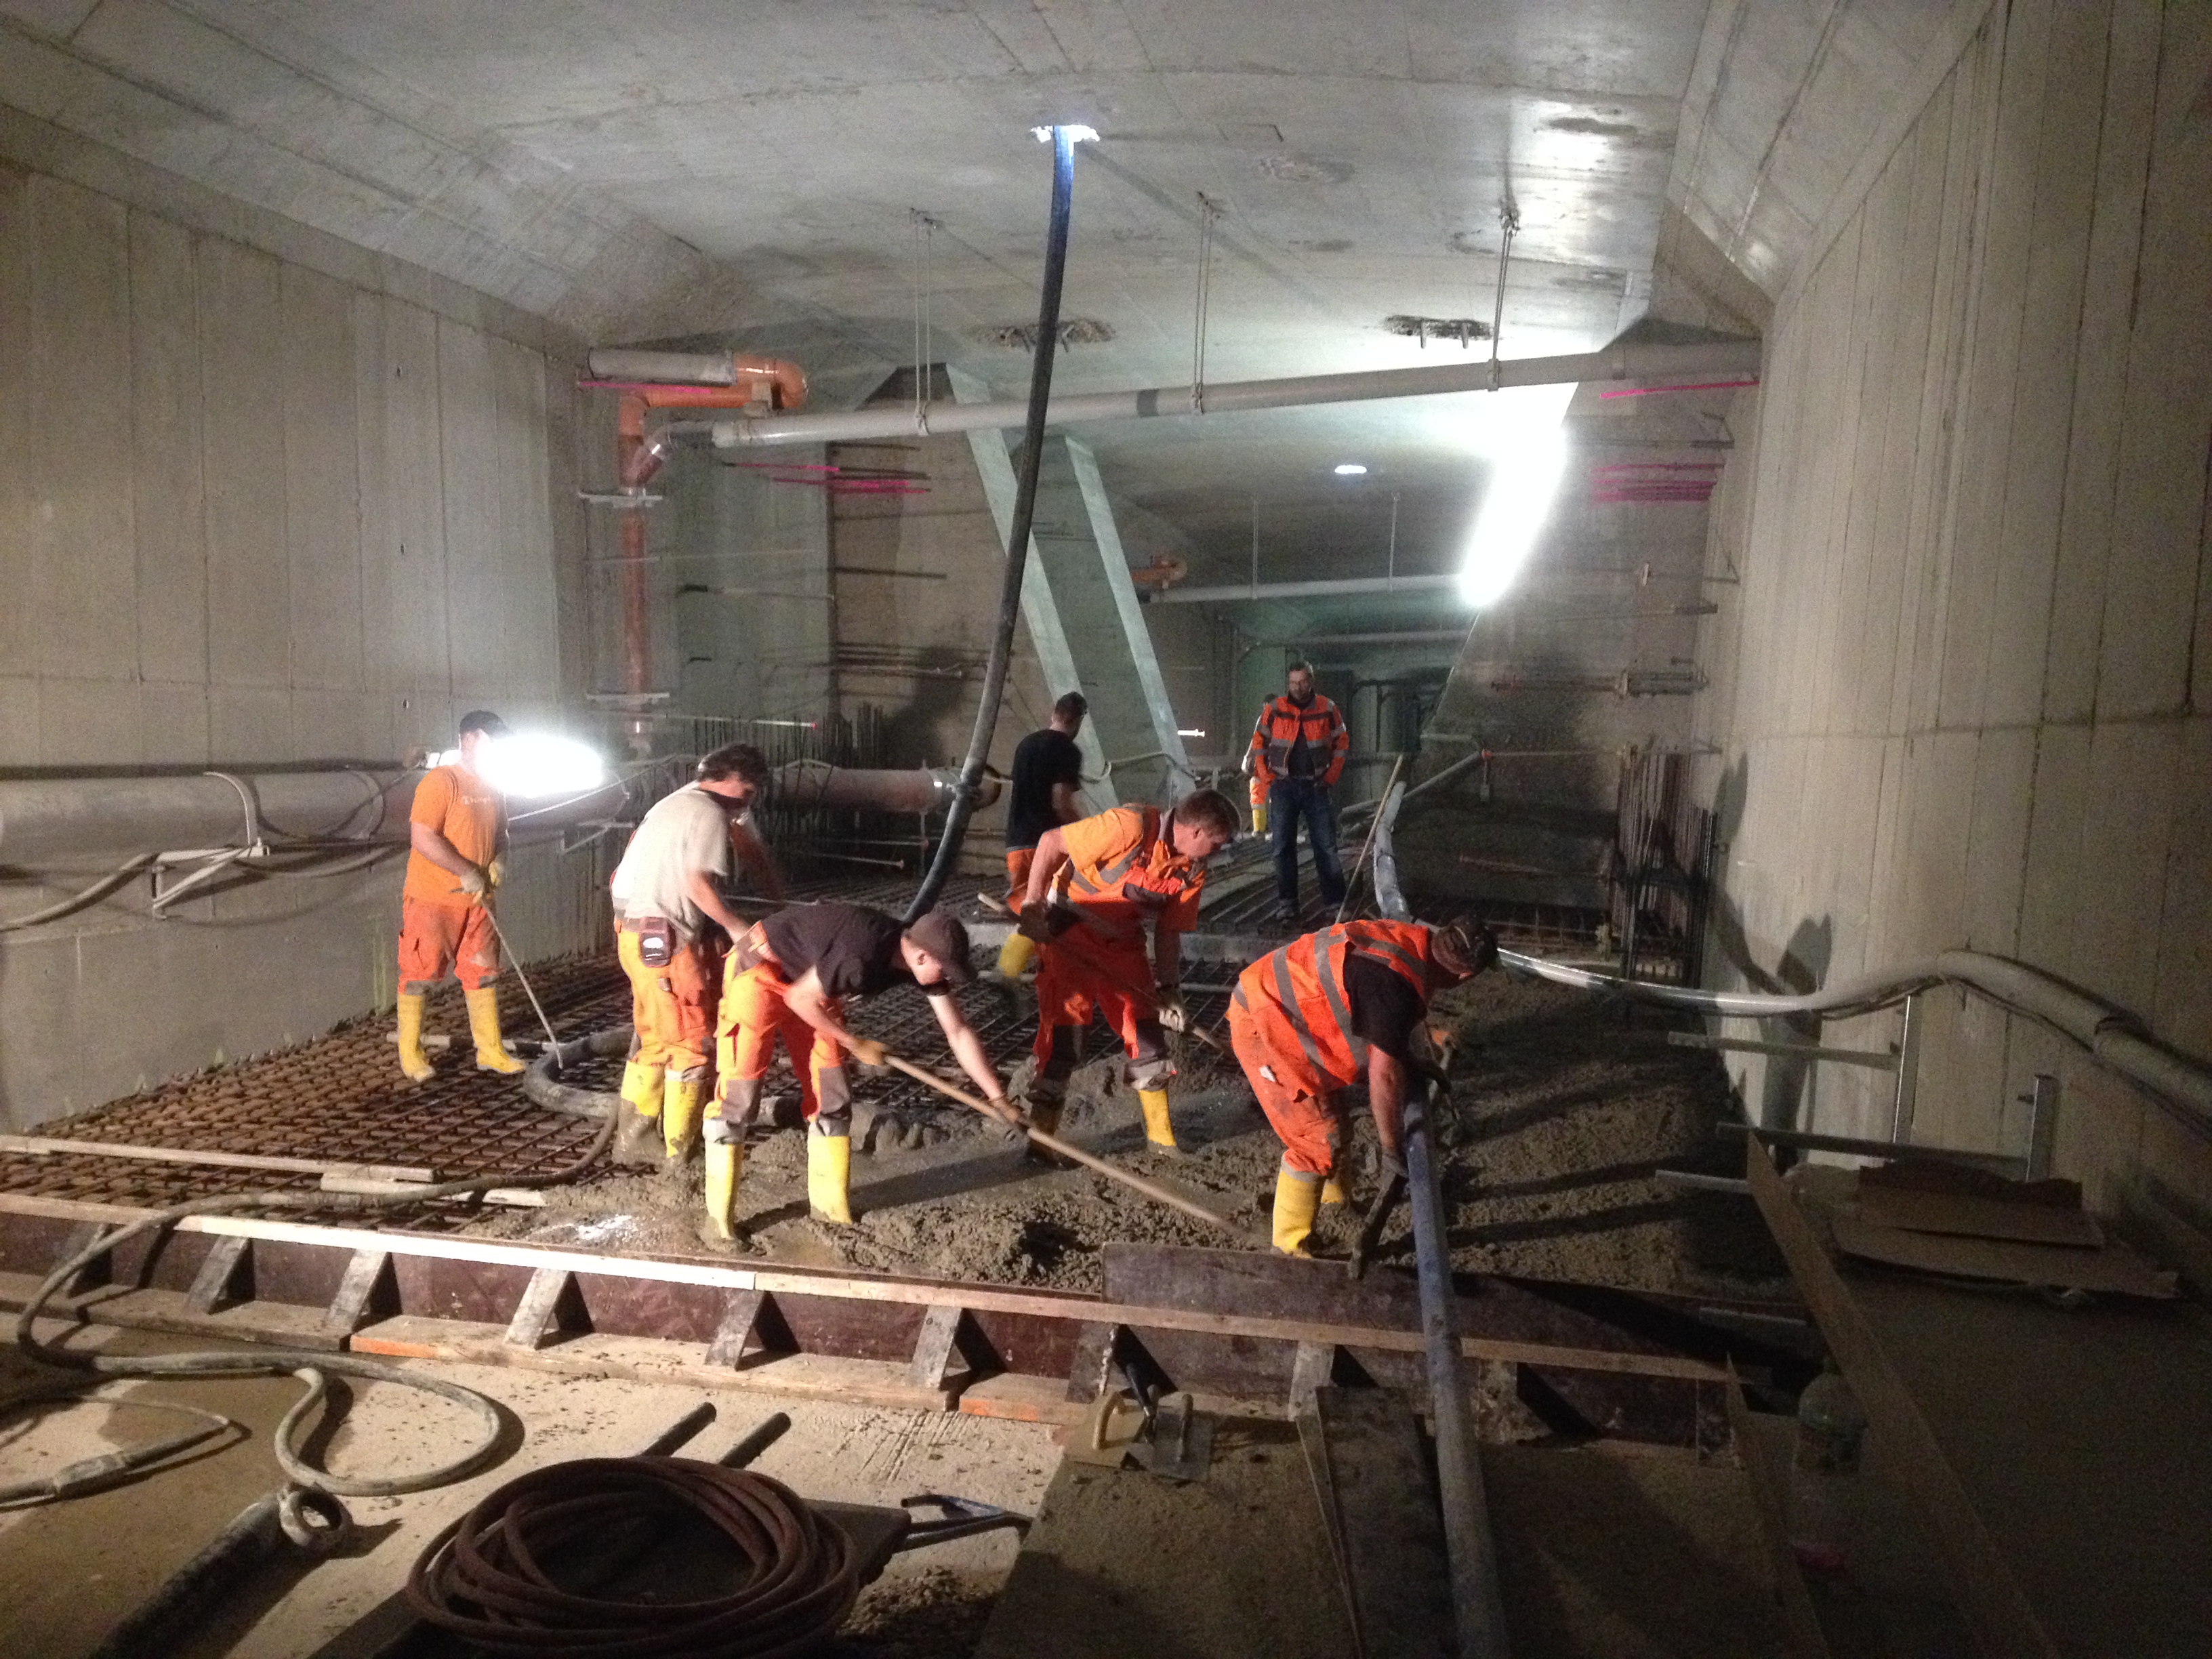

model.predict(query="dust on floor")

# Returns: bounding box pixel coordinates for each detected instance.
[474,974,1788,1300]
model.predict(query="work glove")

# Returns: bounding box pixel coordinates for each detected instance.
[455,865,489,898]
[1017,902,1073,943]
[486,857,505,890]
[843,1035,888,1070]
[1153,985,1189,1033]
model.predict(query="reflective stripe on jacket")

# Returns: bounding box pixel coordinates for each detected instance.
[1230,920,1434,1092]
[1059,805,1206,937]
[1247,693,1349,789]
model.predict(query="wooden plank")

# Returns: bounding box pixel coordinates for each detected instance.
[0,1271,344,1353]
[705,1287,764,1368]
[905,1301,965,1389]
[323,1248,393,1336]
[351,1316,957,1412]
[0,1193,1734,1382]
[1856,1183,2103,1248]
[1745,1136,2060,1659]
[1724,1372,1837,1659]
[1288,1340,1335,1414]
[184,1233,252,1316]
[959,1372,1086,1427]
[504,1265,573,1350]
[54,1221,110,1295]
[1312,1387,1453,1659]
[0,1134,434,1183]
[1829,1214,2173,1296]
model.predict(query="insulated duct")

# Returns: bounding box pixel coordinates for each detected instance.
[694,339,1762,451]
[0,771,631,867]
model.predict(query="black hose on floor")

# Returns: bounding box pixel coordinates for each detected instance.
[403,1456,859,1656]
[905,125,1081,923]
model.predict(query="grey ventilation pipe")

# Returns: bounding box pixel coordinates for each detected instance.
[770,764,999,816]
[689,338,1761,451]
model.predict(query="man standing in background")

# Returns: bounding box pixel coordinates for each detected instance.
[994,691,1088,979]
[1248,661,1350,924]
[608,743,784,1173]
[394,710,524,1082]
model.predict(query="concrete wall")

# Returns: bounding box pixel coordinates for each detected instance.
[1693,1,2212,1221]
[0,150,603,1128]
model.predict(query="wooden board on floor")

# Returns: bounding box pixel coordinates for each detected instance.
[975,1419,1354,1659]
[1856,1183,2104,1248]
[1307,1387,1452,1658]
[1829,1213,2174,1296]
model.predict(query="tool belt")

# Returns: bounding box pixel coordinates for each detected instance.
[619,915,678,968]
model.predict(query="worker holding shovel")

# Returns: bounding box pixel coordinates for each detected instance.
[1229,919,1496,1255]
[705,902,1012,1246]
[1008,790,1240,1156]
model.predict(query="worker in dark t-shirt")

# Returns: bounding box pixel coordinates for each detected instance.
[1228,919,1498,1254]
[995,692,1088,977]
[706,903,1015,1244]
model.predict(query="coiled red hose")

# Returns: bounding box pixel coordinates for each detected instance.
[403,1456,859,1656]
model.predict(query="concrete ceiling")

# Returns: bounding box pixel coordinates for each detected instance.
[0,1,1936,595]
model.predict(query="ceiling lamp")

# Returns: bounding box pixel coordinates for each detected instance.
[1458,383,1575,607]
[1334,463,1368,476]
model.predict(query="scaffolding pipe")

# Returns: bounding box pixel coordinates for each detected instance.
[693,339,1762,451]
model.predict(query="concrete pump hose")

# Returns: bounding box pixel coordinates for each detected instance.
[403,1456,860,1656]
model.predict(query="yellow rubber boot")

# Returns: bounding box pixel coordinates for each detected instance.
[465,987,525,1074]
[620,1060,665,1118]
[807,1131,855,1226]
[1320,1176,1347,1206]
[703,1141,742,1244]
[394,993,435,1083]
[1138,1087,1180,1154]
[1251,802,1269,836]
[997,932,1038,979]
[662,1073,708,1161]
[1273,1167,1322,1256]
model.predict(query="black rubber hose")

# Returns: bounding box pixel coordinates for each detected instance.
[905,125,1080,924]
[523,1026,636,1120]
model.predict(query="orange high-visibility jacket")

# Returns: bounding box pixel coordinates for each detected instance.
[1247,693,1349,789]
[1231,920,1435,1092]
[1057,805,1208,939]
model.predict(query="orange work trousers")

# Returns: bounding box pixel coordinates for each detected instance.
[1227,1002,1347,1177]
[398,897,499,993]
[1031,939,1172,1093]
[712,957,851,1137]
[617,925,718,1076]
[1004,846,1036,902]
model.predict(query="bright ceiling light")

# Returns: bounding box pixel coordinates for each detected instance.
[1334,463,1368,476]
[1457,384,1576,608]
[477,733,609,800]
[1032,125,1100,144]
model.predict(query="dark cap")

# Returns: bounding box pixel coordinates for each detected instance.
[457,710,508,738]
[905,907,977,986]
[1431,920,1498,979]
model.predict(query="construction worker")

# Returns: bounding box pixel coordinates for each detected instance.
[1247,660,1350,922]
[706,903,1010,1243]
[609,743,783,1174]
[1229,918,1498,1256]
[994,691,1088,976]
[394,710,525,1082]
[1014,789,1241,1155]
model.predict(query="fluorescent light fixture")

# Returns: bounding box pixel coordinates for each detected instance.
[1333,463,1368,476]
[1178,728,1206,737]
[477,732,609,800]
[1457,384,1576,607]
[1032,125,1100,143]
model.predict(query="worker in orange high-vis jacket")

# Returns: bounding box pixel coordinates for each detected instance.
[1229,918,1497,1254]
[709,903,1010,1244]
[1010,789,1241,1156]
[394,710,524,1082]
[1247,660,1350,922]
[607,743,785,1176]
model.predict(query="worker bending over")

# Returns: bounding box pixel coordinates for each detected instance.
[1229,918,1496,1255]
[609,743,783,1172]
[1013,790,1240,1155]
[395,710,523,1082]
[1247,660,1350,922]
[709,903,1009,1241]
